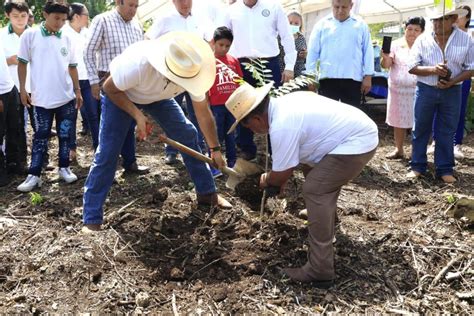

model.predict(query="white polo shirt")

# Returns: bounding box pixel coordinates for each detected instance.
[146,10,213,41]
[109,40,205,105]
[62,23,89,80]
[17,24,77,109]
[224,0,297,70]
[0,24,31,91]
[269,92,379,172]
[0,41,15,95]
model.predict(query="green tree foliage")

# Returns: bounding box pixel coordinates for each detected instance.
[1,0,112,26]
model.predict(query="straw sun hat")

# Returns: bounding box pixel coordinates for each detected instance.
[147,31,216,97]
[225,82,274,134]
[426,6,468,20]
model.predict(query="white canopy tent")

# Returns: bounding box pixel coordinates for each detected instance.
[136,0,474,29]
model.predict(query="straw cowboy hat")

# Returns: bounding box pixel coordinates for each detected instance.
[147,31,216,97]
[426,5,468,20]
[225,82,274,134]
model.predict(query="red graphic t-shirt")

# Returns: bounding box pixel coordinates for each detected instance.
[208,54,243,106]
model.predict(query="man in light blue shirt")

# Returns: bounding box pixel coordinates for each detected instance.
[306,0,374,106]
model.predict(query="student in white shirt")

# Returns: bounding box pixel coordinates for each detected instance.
[146,0,212,164]
[63,3,98,160]
[0,0,29,176]
[0,40,24,187]
[225,83,378,287]
[16,1,83,192]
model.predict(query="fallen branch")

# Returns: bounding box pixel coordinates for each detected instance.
[172,292,179,316]
[430,254,465,288]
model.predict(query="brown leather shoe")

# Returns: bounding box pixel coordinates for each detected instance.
[283,267,334,288]
[124,162,150,175]
[197,193,232,209]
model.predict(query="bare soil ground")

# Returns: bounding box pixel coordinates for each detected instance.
[1,106,473,314]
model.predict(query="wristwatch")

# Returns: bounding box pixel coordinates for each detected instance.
[209,146,221,152]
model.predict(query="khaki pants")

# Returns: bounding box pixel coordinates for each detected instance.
[301,148,376,280]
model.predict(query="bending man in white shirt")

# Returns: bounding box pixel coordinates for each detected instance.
[225,83,378,287]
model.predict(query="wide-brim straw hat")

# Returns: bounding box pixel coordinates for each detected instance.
[147,31,216,97]
[225,82,274,134]
[426,6,468,20]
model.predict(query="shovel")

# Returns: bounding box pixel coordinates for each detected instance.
[157,135,262,189]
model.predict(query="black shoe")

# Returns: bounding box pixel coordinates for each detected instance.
[164,153,178,165]
[124,162,150,175]
[7,162,28,176]
[241,152,256,161]
[0,172,10,187]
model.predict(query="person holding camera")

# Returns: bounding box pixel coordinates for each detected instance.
[407,6,474,183]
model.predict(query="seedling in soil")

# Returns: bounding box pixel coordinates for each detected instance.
[444,193,457,204]
[30,192,44,206]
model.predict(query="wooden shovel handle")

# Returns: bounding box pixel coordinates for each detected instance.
[159,135,240,178]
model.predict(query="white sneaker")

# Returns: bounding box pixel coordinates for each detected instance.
[58,167,78,183]
[427,142,435,154]
[17,174,42,192]
[454,145,464,160]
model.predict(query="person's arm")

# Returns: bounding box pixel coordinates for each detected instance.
[276,4,296,82]
[17,32,31,107]
[68,66,83,109]
[305,23,321,74]
[409,64,447,77]
[103,77,151,141]
[191,98,226,169]
[438,70,474,89]
[260,168,294,189]
[84,15,104,98]
[6,55,18,66]
[381,52,393,69]
[361,24,374,95]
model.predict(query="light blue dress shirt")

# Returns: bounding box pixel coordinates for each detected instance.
[306,15,375,82]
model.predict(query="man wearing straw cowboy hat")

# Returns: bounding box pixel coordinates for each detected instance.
[225,83,378,286]
[407,5,473,183]
[82,31,232,233]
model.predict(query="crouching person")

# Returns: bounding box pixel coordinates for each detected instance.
[226,84,379,287]
[82,32,232,233]
[17,0,83,192]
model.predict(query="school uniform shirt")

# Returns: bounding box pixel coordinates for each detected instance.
[146,9,213,41]
[223,0,297,71]
[17,23,78,109]
[306,14,374,82]
[109,40,205,105]
[0,41,15,95]
[208,54,243,106]
[269,92,379,172]
[408,27,474,87]
[62,23,89,81]
[0,23,31,91]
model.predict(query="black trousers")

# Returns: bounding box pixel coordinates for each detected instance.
[319,79,362,107]
[0,86,27,169]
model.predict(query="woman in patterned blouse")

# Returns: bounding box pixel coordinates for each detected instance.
[279,11,307,77]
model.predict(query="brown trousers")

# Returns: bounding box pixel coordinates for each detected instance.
[301,148,376,280]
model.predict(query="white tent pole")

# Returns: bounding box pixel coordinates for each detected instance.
[383,0,403,37]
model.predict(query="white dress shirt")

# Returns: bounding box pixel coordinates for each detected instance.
[224,0,296,71]
[0,40,15,95]
[62,23,89,80]
[146,10,213,41]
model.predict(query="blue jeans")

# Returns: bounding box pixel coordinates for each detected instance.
[432,79,471,145]
[210,105,237,165]
[237,56,282,157]
[29,100,76,176]
[165,92,205,155]
[411,82,462,177]
[80,80,100,149]
[100,95,136,168]
[83,96,216,225]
